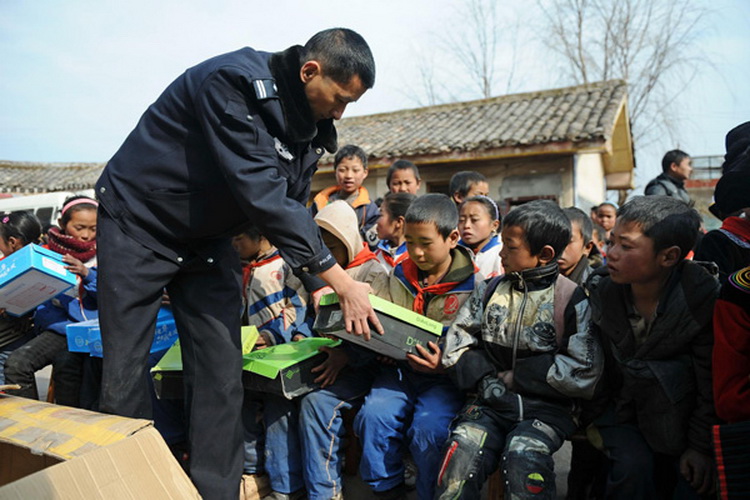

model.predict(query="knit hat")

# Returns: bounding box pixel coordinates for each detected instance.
[723,121,750,174]
[714,170,750,217]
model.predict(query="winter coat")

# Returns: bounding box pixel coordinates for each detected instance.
[586,260,720,455]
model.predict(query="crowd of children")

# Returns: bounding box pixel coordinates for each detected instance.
[2,124,749,500]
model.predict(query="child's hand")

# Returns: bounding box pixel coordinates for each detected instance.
[161,290,171,306]
[311,286,334,314]
[498,370,514,390]
[312,346,349,387]
[292,334,306,342]
[406,341,444,373]
[62,255,88,278]
[679,448,714,494]
[253,332,272,350]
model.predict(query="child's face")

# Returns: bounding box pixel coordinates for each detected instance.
[500,225,544,273]
[232,234,262,260]
[458,201,499,247]
[388,169,420,194]
[557,222,590,276]
[0,236,21,257]
[597,205,617,231]
[62,209,97,242]
[376,203,400,242]
[404,222,458,274]
[321,229,349,268]
[335,156,368,196]
[606,220,664,285]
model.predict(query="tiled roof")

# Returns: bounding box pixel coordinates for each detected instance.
[322,79,628,166]
[0,80,627,192]
[0,161,104,193]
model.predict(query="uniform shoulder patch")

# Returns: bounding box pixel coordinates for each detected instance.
[252,79,277,100]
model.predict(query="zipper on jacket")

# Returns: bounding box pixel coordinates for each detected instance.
[510,272,528,373]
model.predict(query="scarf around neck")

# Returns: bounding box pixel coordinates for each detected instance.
[400,258,463,314]
[721,216,750,243]
[347,243,379,270]
[47,227,96,262]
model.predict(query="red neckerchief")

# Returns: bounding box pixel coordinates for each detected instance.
[400,258,462,314]
[381,250,409,269]
[242,253,282,299]
[346,243,379,269]
[722,216,750,243]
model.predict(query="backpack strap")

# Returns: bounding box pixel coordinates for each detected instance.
[553,274,577,347]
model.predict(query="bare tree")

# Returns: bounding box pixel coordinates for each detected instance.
[402,0,520,105]
[539,0,708,144]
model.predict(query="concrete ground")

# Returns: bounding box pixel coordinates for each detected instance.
[33,366,571,498]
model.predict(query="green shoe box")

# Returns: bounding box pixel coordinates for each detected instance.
[313,293,443,361]
[151,325,259,400]
[242,337,341,400]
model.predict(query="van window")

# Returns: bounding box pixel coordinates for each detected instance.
[35,207,54,226]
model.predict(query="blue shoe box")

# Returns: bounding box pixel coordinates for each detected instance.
[66,307,178,357]
[0,244,77,317]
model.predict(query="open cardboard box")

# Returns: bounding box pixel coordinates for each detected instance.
[0,394,200,499]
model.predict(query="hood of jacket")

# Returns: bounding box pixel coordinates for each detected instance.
[314,200,363,264]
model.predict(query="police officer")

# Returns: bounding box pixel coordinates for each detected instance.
[96,28,381,499]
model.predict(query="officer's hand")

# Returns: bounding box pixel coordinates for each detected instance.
[679,448,714,494]
[337,280,383,341]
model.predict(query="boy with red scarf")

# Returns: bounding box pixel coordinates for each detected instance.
[5,196,98,407]
[355,193,479,500]
[295,200,386,500]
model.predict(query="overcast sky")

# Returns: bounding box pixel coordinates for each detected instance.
[1,0,748,191]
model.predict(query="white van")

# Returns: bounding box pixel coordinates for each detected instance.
[0,190,95,228]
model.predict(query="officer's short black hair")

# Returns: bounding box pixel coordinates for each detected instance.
[503,200,571,258]
[616,196,700,259]
[304,28,376,89]
[563,207,593,245]
[405,194,457,240]
[386,160,421,186]
[334,144,367,169]
[449,171,487,199]
[661,149,690,173]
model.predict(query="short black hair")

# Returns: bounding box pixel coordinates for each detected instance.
[60,195,97,228]
[304,28,376,89]
[661,149,690,173]
[386,160,421,186]
[616,196,700,259]
[449,171,487,199]
[405,193,457,239]
[0,210,42,246]
[503,200,571,258]
[563,207,593,244]
[239,224,262,241]
[334,144,368,169]
[381,192,417,220]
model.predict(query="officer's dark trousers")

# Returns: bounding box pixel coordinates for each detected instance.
[97,210,244,500]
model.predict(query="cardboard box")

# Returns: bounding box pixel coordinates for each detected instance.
[242,337,342,400]
[67,307,178,357]
[0,244,77,317]
[151,326,259,400]
[0,394,200,499]
[314,293,444,360]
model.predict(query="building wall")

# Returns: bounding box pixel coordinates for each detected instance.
[574,152,606,211]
